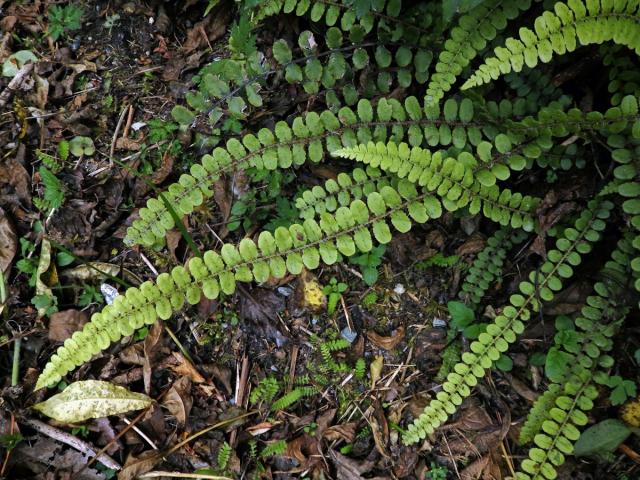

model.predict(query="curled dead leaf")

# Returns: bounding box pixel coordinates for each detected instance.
[162,376,192,426]
[367,326,405,350]
[322,422,357,443]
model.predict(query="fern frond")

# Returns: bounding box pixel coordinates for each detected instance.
[271,386,319,410]
[426,0,532,104]
[402,198,614,444]
[126,95,494,247]
[296,166,397,220]
[333,141,539,231]
[260,439,287,457]
[519,384,563,446]
[355,357,366,380]
[463,0,640,90]
[217,442,232,470]
[459,227,528,306]
[37,189,446,389]
[250,376,280,405]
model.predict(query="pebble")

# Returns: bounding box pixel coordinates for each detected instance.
[100,283,119,304]
[394,283,405,295]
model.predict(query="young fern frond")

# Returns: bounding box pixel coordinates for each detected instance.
[250,376,281,405]
[126,95,495,247]
[402,198,614,445]
[518,384,563,446]
[426,0,532,104]
[260,439,287,457]
[459,227,528,306]
[462,0,640,90]
[37,190,444,389]
[332,141,539,231]
[217,442,232,470]
[271,386,319,410]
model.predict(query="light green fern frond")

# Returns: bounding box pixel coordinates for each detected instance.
[463,0,640,90]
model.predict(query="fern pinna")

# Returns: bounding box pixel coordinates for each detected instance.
[35,0,640,476]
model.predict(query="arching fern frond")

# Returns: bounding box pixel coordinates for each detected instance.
[126,96,493,248]
[462,0,640,90]
[402,198,614,444]
[426,0,532,104]
[37,190,444,389]
[333,141,539,230]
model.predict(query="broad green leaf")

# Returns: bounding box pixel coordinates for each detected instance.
[33,380,153,422]
[574,419,631,458]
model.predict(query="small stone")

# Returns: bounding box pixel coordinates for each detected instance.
[394,283,405,295]
[341,327,358,343]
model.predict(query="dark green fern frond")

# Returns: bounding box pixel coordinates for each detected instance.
[459,227,528,306]
[403,198,614,444]
[463,0,640,90]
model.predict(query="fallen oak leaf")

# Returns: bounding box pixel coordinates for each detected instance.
[32,380,153,423]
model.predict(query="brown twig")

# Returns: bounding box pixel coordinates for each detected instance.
[20,418,121,470]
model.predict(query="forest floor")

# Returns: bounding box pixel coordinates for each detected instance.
[0,1,639,479]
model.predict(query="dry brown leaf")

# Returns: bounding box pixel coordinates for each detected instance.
[323,422,357,443]
[329,450,377,479]
[119,450,162,480]
[48,309,88,342]
[168,351,206,383]
[246,421,281,436]
[456,233,486,256]
[162,376,192,426]
[0,207,17,275]
[0,153,31,205]
[460,453,502,480]
[367,326,405,350]
[143,321,163,394]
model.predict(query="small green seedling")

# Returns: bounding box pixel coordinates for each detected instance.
[47,4,83,41]
[349,245,385,285]
[69,136,95,157]
[323,277,347,315]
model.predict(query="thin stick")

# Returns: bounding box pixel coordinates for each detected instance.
[500,439,517,478]
[139,472,232,480]
[11,338,20,386]
[165,325,194,364]
[123,418,158,450]
[20,418,121,470]
[109,106,128,165]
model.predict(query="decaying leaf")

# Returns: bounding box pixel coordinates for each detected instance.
[622,395,640,428]
[48,309,88,341]
[0,207,16,275]
[370,355,384,388]
[33,380,153,423]
[293,270,327,313]
[161,376,192,426]
[35,238,56,317]
[367,326,405,350]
